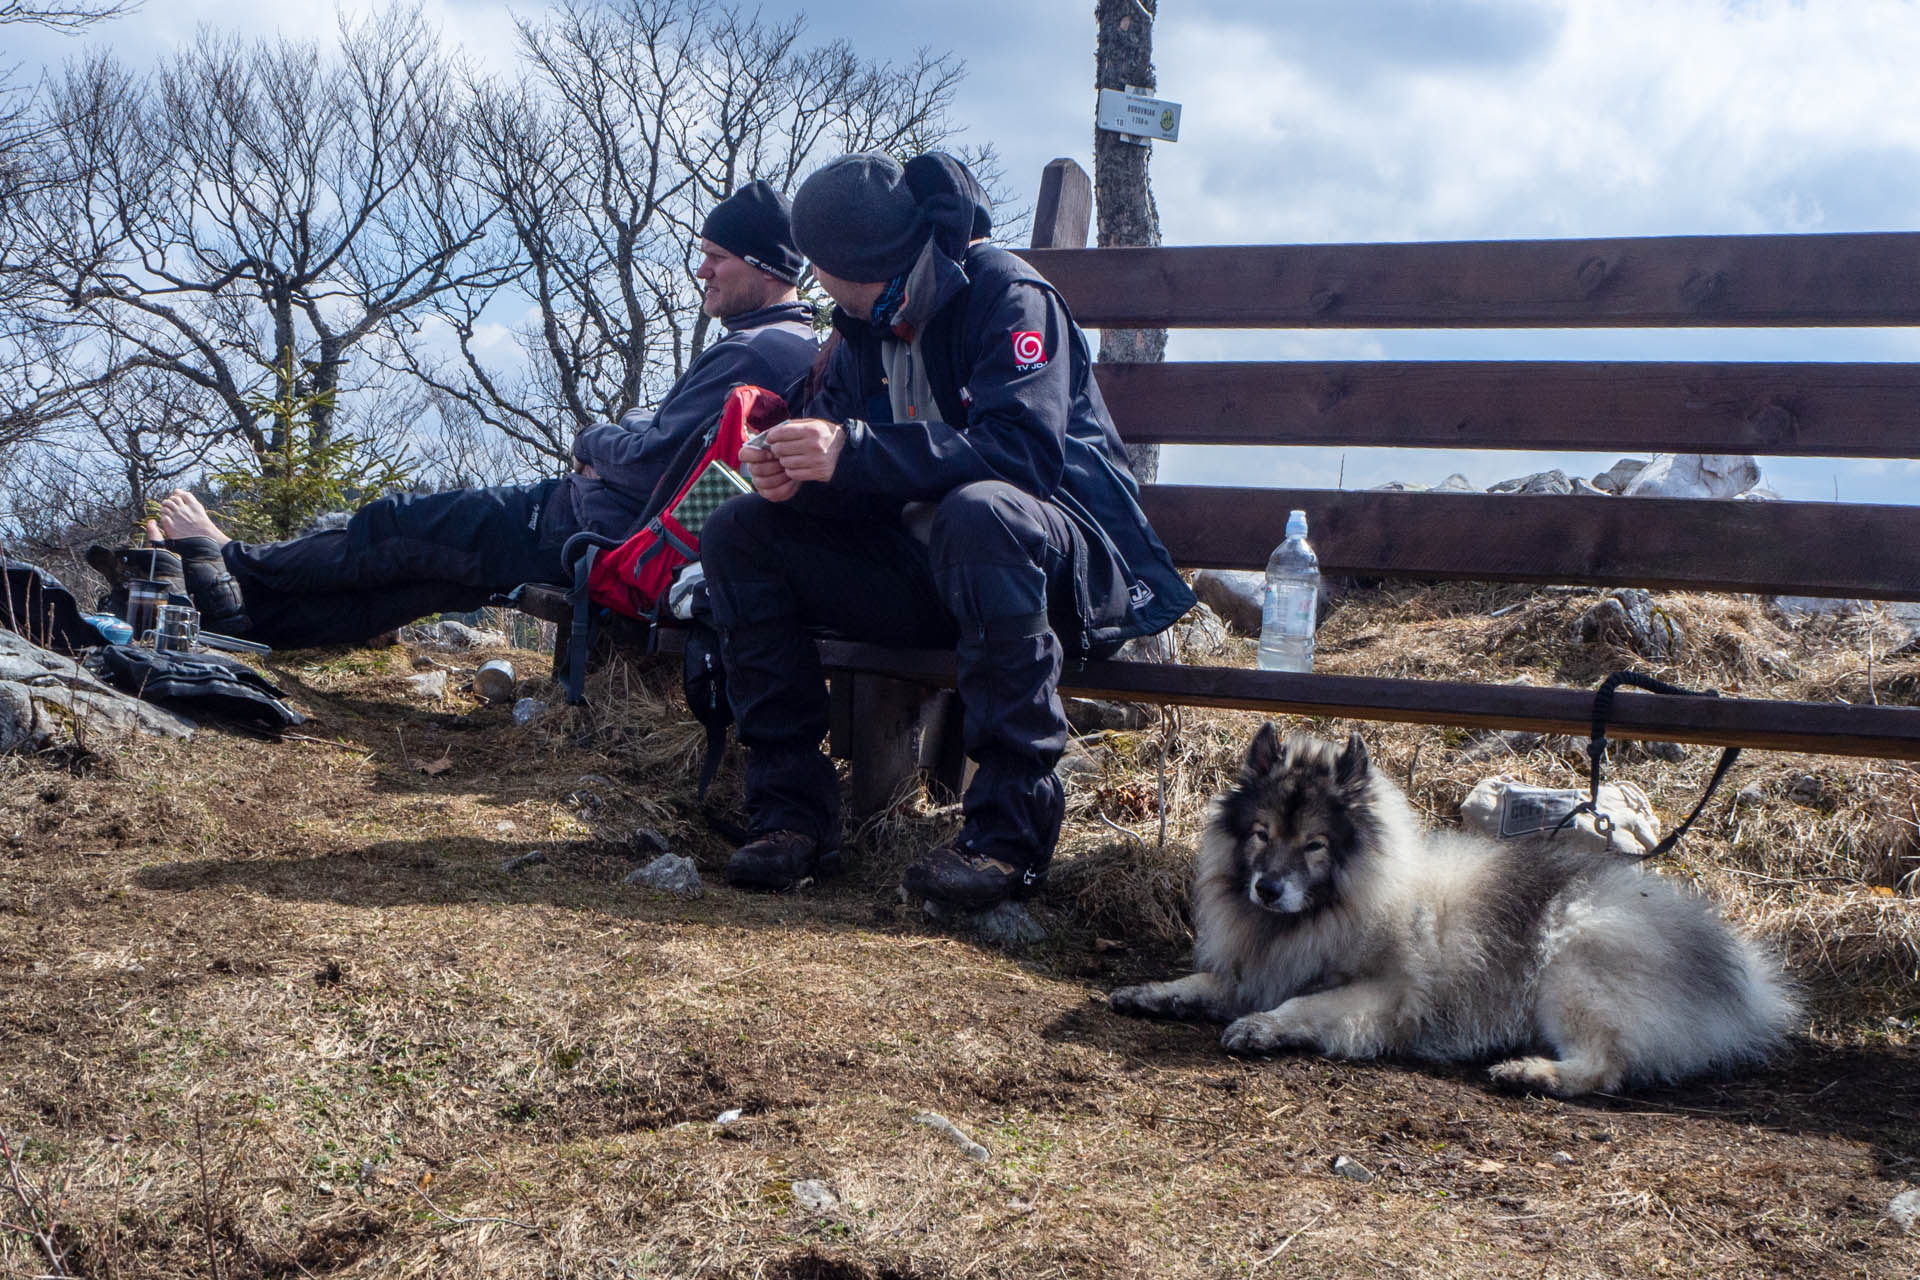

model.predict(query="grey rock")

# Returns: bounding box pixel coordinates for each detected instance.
[1489,469,1574,495]
[0,631,193,742]
[1369,479,1426,492]
[1054,739,1107,783]
[921,897,1046,946]
[400,619,508,650]
[0,681,40,753]
[1786,774,1825,808]
[1063,697,1152,734]
[1111,629,1174,662]
[632,827,671,856]
[1621,453,1762,499]
[1568,477,1611,496]
[790,1179,839,1213]
[624,852,704,899]
[1577,589,1678,659]
[1331,1155,1374,1183]
[1549,1151,1575,1167]
[500,849,547,873]
[912,1111,990,1162]
[713,1108,743,1126]
[1734,784,1766,808]
[1173,601,1230,657]
[1590,458,1648,494]
[511,697,549,726]
[404,670,448,700]
[1192,568,1265,635]
[1434,472,1478,492]
[1769,595,1868,621]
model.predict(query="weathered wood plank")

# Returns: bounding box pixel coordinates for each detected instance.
[1098,360,1920,457]
[1023,233,1920,328]
[1137,487,1920,600]
[1031,158,1093,251]
[814,642,1920,760]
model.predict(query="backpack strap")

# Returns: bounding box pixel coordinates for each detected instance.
[559,531,621,705]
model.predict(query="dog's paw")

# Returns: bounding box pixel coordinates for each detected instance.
[1489,1055,1612,1097]
[1220,1011,1315,1057]
[1107,983,1188,1019]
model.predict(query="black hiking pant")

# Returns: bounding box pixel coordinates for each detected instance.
[700,480,1116,872]
[219,480,577,647]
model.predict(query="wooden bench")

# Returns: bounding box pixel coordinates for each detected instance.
[521,157,1920,816]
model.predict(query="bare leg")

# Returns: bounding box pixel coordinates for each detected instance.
[156,490,229,548]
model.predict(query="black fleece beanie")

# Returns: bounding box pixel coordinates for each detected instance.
[701,180,805,285]
[791,153,929,284]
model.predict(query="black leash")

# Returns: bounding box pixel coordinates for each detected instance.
[1552,670,1742,859]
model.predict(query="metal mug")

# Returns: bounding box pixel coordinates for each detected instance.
[153,602,200,653]
[122,580,168,644]
[474,658,517,703]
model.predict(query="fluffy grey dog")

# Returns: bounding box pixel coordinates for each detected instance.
[1109,724,1799,1095]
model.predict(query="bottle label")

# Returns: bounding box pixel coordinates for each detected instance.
[1263,581,1317,637]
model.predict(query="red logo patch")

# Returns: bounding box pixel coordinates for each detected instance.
[1011,331,1047,366]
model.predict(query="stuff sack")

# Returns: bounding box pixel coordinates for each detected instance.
[3,559,114,653]
[92,645,306,729]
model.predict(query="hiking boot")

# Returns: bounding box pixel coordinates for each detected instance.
[164,535,250,633]
[903,839,1047,910]
[724,830,840,891]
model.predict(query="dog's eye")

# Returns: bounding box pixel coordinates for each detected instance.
[1301,837,1329,854]
[1247,825,1270,849]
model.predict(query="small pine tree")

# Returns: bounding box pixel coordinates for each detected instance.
[210,349,412,540]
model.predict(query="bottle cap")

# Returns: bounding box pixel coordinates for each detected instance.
[1286,509,1308,538]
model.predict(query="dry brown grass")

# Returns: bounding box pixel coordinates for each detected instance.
[2,590,1916,1278]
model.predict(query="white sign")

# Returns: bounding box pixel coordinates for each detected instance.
[1096,88,1181,143]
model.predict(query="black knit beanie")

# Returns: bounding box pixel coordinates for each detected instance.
[791,153,929,283]
[701,180,805,285]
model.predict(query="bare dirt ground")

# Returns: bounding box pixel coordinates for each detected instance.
[2,585,1916,1279]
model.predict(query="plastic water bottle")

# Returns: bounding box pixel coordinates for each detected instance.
[1258,509,1320,672]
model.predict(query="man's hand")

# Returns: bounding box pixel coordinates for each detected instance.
[741,419,846,503]
[574,461,599,479]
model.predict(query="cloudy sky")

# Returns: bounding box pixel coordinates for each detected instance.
[14,0,1920,501]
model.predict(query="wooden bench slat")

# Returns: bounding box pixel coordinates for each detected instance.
[814,641,1920,760]
[1140,486,1920,600]
[1100,360,1920,457]
[1023,232,1920,329]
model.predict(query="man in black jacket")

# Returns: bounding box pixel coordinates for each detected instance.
[702,152,1194,909]
[146,181,818,649]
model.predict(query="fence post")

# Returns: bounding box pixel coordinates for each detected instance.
[1032,158,1093,250]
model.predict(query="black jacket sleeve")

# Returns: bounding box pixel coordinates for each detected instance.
[573,337,781,504]
[828,280,1072,503]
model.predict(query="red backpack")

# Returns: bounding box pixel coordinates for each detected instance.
[559,383,790,704]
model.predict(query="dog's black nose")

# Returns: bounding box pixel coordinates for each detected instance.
[1253,875,1285,906]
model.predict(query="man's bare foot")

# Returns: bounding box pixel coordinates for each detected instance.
[155,490,230,548]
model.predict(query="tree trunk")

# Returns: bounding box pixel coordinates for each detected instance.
[1094,0,1164,483]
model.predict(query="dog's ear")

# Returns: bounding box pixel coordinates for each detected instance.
[1335,730,1371,787]
[1242,721,1282,780]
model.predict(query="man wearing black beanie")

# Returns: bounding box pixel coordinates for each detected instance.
[141,182,816,649]
[701,152,1194,910]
